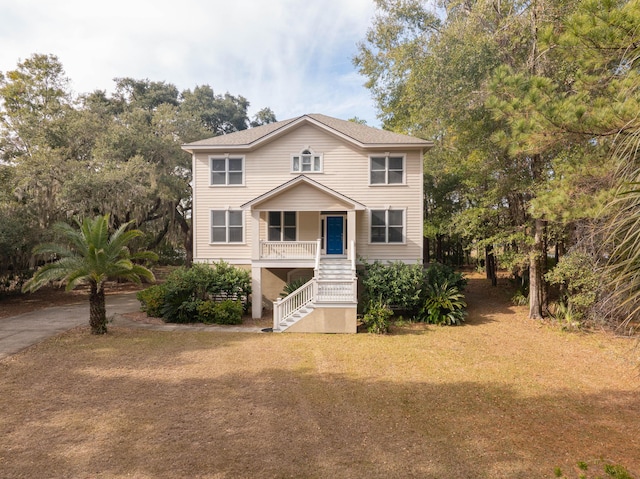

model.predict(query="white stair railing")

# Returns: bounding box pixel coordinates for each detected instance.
[273,279,316,331]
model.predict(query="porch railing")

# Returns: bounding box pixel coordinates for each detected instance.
[260,240,318,260]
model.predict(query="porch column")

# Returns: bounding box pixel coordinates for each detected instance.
[347,209,357,260]
[251,265,262,319]
[251,209,260,260]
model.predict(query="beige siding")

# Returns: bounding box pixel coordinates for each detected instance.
[255,182,352,211]
[284,307,357,334]
[193,123,424,264]
[298,212,320,241]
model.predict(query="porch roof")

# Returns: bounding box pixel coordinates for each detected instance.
[241,175,367,211]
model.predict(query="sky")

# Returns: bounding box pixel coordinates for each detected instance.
[0,0,382,126]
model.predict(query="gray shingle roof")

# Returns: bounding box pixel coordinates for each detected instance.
[184,117,299,147]
[182,113,432,150]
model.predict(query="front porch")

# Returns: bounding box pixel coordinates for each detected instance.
[248,210,360,320]
[254,210,356,262]
[242,176,365,331]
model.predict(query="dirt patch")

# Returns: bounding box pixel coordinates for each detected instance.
[1,273,639,478]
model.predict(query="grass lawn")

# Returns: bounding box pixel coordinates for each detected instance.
[1,274,639,478]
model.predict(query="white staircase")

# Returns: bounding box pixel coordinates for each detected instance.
[273,248,357,332]
[316,258,353,280]
[275,301,316,331]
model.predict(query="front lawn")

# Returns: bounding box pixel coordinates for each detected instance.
[1,274,638,478]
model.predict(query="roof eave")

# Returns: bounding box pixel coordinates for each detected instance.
[358,142,434,151]
[182,140,433,154]
[181,144,253,153]
[181,114,434,153]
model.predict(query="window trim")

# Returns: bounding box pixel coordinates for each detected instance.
[267,211,298,242]
[369,154,406,185]
[369,208,406,244]
[291,147,323,174]
[210,209,245,244]
[209,156,245,186]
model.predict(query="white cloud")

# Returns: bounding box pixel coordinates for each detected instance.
[0,0,380,126]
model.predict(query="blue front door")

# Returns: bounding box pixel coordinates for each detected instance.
[326,216,344,255]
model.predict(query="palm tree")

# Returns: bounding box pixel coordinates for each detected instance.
[23,214,157,334]
[605,175,640,327]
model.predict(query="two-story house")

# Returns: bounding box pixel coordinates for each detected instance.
[182,114,432,333]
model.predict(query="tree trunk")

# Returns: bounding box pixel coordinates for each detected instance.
[486,245,497,287]
[436,235,443,263]
[529,218,545,319]
[542,220,549,310]
[147,219,171,250]
[176,213,193,267]
[424,237,430,264]
[89,282,108,334]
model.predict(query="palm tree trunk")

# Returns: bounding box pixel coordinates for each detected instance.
[89,282,108,334]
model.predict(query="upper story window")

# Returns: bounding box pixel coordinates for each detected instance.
[211,210,244,243]
[292,148,322,173]
[370,155,405,185]
[210,156,244,186]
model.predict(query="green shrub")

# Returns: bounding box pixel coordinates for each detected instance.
[425,262,467,291]
[195,299,244,325]
[361,260,467,321]
[419,280,466,325]
[549,301,582,330]
[160,267,201,323]
[210,299,243,325]
[206,261,252,312]
[361,260,425,313]
[196,300,217,324]
[362,300,393,334]
[158,262,251,323]
[603,463,634,479]
[136,284,167,317]
[280,277,310,298]
[545,251,600,322]
[511,290,529,306]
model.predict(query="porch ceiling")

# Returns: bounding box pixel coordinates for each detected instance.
[241,175,366,211]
